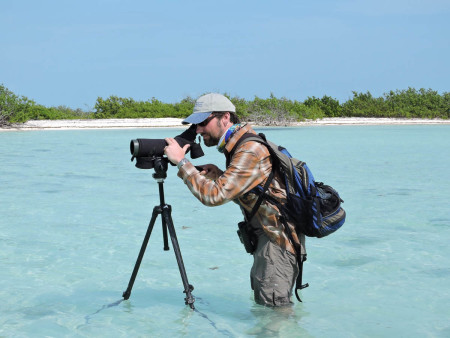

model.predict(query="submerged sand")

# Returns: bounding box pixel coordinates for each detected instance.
[1,117,449,131]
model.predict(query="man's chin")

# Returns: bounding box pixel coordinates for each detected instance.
[204,141,216,147]
[203,138,218,147]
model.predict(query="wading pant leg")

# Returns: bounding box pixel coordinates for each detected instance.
[250,234,299,307]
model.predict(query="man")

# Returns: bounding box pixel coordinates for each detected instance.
[164,93,306,307]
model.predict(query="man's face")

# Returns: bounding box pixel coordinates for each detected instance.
[196,114,227,147]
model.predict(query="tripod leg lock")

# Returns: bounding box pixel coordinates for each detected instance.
[183,284,195,309]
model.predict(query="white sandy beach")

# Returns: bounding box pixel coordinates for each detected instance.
[1,117,449,131]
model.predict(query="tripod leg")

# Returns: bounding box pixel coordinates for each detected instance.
[123,206,161,300]
[158,180,170,251]
[161,205,195,309]
[161,209,170,251]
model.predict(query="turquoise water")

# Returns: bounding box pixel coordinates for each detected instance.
[0,125,449,337]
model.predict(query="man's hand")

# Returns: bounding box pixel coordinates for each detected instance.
[198,164,223,180]
[164,138,190,165]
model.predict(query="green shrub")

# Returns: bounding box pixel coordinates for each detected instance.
[1,84,448,125]
[0,84,35,125]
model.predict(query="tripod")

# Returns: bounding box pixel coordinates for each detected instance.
[122,158,195,309]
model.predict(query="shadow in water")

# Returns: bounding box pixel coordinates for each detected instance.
[83,295,234,337]
[194,299,234,337]
[84,299,124,324]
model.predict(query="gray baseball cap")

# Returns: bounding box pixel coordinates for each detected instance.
[182,93,236,125]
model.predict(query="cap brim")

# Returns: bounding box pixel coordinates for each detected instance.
[182,112,212,125]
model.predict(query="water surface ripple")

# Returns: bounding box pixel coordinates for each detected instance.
[1,125,449,337]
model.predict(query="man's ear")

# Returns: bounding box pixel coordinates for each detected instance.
[222,112,231,126]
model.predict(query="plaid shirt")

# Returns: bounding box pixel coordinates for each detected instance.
[178,123,305,256]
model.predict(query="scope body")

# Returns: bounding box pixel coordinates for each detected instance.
[130,139,167,158]
[130,125,204,169]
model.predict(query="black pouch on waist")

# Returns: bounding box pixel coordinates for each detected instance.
[237,221,257,254]
[235,169,274,255]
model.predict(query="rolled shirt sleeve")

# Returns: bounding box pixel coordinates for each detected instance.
[177,141,269,206]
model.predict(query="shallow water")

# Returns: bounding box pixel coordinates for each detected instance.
[0,125,449,337]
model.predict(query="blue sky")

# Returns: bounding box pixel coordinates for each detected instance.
[1,0,449,110]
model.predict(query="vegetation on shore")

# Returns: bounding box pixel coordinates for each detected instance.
[1,84,448,127]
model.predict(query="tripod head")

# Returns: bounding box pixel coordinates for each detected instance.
[151,157,168,181]
[133,156,169,180]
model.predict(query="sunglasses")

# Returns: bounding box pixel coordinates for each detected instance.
[197,114,216,127]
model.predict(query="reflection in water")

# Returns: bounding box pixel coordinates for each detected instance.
[247,304,311,337]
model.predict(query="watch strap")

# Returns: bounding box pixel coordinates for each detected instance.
[177,158,189,169]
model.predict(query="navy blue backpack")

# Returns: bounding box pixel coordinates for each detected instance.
[276,143,346,238]
[228,132,346,238]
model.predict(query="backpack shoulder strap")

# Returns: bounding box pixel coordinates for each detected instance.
[224,132,274,222]
[224,133,267,167]
[227,133,297,191]
[246,171,274,222]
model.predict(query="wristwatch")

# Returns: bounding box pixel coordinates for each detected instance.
[177,157,189,169]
